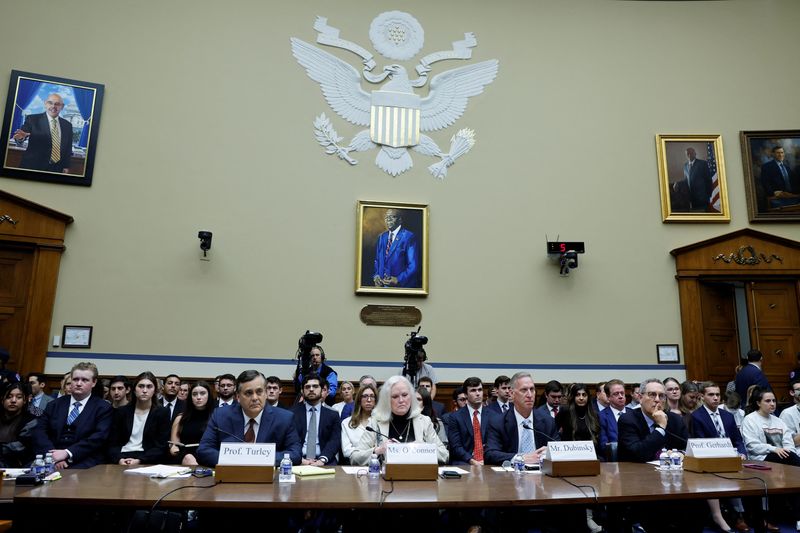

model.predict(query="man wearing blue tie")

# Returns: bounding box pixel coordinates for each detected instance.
[32,362,112,469]
[761,145,800,208]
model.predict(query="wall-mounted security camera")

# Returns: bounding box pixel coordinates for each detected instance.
[198,231,212,258]
[546,241,585,277]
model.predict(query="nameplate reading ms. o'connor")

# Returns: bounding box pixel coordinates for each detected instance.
[360,305,421,327]
[218,443,276,466]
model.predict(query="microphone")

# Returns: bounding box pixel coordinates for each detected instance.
[522,421,560,444]
[209,422,246,443]
[365,426,393,442]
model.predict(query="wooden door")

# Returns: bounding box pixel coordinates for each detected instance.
[0,246,35,372]
[699,283,741,387]
[747,281,800,402]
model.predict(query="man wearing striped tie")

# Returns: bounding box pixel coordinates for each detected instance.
[32,361,112,469]
[372,209,420,288]
[12,93,74,173]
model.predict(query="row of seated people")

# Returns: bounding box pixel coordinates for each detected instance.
[3,362,800,531]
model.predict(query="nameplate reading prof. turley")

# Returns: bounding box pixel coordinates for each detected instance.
[218,443,276,466]
[360,305,422,327]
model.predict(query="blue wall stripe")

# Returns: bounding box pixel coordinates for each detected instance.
[46,351,684,371]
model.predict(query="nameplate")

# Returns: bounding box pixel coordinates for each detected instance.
[685,438,737,458]
[546,441,597,461]
[385,442,437,464]
[218,443,276,466]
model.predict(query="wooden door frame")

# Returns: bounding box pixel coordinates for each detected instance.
[671,229,800,383]
[0,190,73,376]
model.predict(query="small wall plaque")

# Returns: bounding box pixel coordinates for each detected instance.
[360,305,421,327]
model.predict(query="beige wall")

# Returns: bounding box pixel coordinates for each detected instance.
[1,0,799,383]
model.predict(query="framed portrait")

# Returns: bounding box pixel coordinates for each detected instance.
[356,200,429,296]
[1,70,104,186]
[740,130,800,222]
[655,134,730,223]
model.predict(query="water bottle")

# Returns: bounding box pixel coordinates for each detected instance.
[44,453,54,476]
[658,448,670,470]
[279,453,292,482]
[670,449,683,471]
[33,454,45,477]
[511,454,525,474]
[368,454,381,480]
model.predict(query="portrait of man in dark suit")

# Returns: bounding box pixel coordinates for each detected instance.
[670,146,713,212]
[760,145,800,209]
[11,92,73,173]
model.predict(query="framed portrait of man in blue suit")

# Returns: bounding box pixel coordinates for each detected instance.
[740,130,800,222]
[1,70,104,186]
[655,134,730,223]
[356,201,429,295]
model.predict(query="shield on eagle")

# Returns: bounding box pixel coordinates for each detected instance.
[370,90,420,148]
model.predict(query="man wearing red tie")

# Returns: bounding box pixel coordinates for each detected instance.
[372,208,419,288]
[447,377,498,465]
[536,380,563,419]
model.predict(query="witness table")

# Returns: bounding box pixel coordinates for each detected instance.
[13,462,799,510]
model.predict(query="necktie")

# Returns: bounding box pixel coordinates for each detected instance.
[712,412,725,438]
[50,118,60,164]
[244,418,255,443]
[307,407,317,459]
[67,401,81,425]
[385,232,393,257]
[519,421,534,453]
[472,410,484,462]
[779,163,792,191]
[502,403,508,414]
[166,401,173,418]
[552,406,558,417]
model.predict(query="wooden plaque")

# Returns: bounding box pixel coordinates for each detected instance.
[360,305,422,327]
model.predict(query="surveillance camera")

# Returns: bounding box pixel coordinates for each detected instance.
[559,250,578,276]
[198,231,212,255]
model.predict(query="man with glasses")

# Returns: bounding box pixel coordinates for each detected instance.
[618,378,688,463]
[215,374,237,408]
[12,93,74,173]
[536,380,563,419]
[779,379,800,452]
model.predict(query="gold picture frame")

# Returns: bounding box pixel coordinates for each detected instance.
[655,134,730,223]
[740,129,800,222]
[356,200,429,296]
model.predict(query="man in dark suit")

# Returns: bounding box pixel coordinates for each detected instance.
[671,146,713,212]
[485,375,512,417]
[691,382,746,455]
[484,371,558,465]
[447,377,497,465]
[214,373,238,409]
[761,145,800,208]
[197,370,301,466]
[292,373,341,466]
[535,380,563,419]
[598,379,628,450]
[618,378,688,463]
[372,208,419,288]
[441,387,466,428]
[161,374,185,422]
[27,372,53,414]
[12,93,73,173]
[735,349,771,408]
[32,362,113,469]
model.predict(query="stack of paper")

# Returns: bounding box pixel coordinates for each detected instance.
[292,465,335,477]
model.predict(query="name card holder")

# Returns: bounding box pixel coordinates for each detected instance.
[541,441,600,477]
[683,438,741,473]
[384,442,438,481]
[216,443,276,483]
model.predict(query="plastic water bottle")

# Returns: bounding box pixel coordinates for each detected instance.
[279,453,292,482]
[658,448,671,470]
[368,454,381,480]
[670,449,683,471]
[33,454,45,477]
[512,454,525,474]
[44,453,54,476]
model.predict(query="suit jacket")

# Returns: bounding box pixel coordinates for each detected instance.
[446,406,497,464]
[485,401,510,418]
[372,227,419,288]
[161,398,186,423]
[17,113,73,171]
[292,403,341,465]
[617,409,688,463]
[349,414,448,466]
[197,404,300,467]
[684,157,713,210]
[212,399,239,411]
[484,406,559,465]
[107,404,171,464]
[598,406,625,449]
[761,159,797,196]
[734,363,771,408]
[535,403,559,419]
[690,407,746,456]
[32,394,113,468]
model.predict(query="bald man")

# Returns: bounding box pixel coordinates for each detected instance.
[13,93,73,173]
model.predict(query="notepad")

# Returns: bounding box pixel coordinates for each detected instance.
[291,465,336,477]
[125,465,193,478]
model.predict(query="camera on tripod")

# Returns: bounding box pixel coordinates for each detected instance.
[402,328,428,381]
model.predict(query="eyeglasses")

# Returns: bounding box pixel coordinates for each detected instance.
[665,387,680,392]
[362,395,376,401]
[645,392,667,400]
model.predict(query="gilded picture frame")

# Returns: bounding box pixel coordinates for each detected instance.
[655,134,730,223]
[740,129,800,222]
[356,200,429,296]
